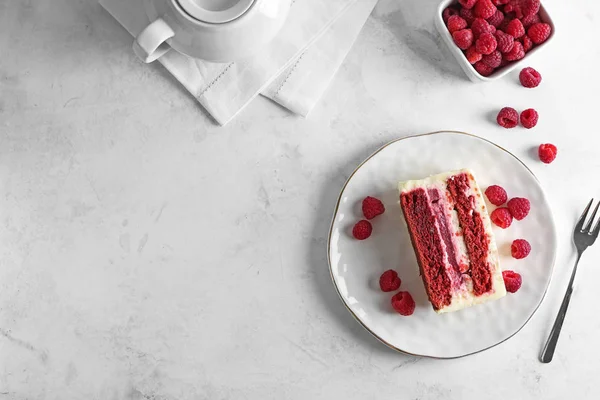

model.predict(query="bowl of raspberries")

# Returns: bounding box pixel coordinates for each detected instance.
[436,0,555,81]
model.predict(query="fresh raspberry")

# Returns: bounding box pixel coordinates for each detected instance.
[475,32,497,55]
[379,269,401,292]
[362,196,385,220]
[528,23,551,44]
[443,7,460,24]
[466,46,483,64]
[496,107,519,128]
[511,239,532,259]
[352,220,372,240]
[506,18,525,38]
[474,61,495,77]
[471,18,490,38]
[520,35,533,52]
[502,270,522,293]
[447,15,468,34]
[391,291,416,316]
[460,7,476,26]
[498,16,511,32]
[504,40,525,61]
[538,143,557,164]
[459,0,478,9]
[491,207,513,229]
[507,197,531,220]
[521,12,540,28]
[505,0,540,19]
[520,108,538,129]
[499,57,510,68]
[482,50,502,68]
[453,29,474,50]
[519,67,541,88]
[487,9,504,27]
[485,185,508,206]
[474,0,497,19]
[471,18,493,37]
[492,0,510,5]
[495,30,515,53]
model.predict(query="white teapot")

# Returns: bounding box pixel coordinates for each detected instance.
[133,0,291,63]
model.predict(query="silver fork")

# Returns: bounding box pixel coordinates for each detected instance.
[540,199,600,363]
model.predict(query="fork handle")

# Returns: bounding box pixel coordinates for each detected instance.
[540,253,582,363]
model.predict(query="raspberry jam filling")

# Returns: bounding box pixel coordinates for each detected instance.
[446,173,493,296]
[400,189,453,310]
[427,188,462,280]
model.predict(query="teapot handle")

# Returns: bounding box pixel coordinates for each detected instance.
[133,18,175,63]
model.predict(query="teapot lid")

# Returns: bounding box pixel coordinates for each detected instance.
[176,0,255,24]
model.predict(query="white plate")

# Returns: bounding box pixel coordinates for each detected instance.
[328,131,557,358]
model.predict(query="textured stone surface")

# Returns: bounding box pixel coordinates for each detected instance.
[1,0,600,399]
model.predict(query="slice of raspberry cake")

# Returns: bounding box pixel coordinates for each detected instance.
[399,169,506,313]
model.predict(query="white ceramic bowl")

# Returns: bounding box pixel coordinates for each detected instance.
[435,0,556,82]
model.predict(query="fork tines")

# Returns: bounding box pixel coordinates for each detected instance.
[577,199,600,236]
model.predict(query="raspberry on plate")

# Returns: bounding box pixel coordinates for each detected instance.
[528,22,552,44]
[474,61,494,77]
[507,197,531,220]
[447,15,468,34]
[538,143,558,164]
[502,270,522,293]
[474,0,497,19]
[459,0,478,9]
[495,30,515,53]
[505,0,540,19]
[466,46,483,64]
[443,6,460,24]
[453,29,475,50]
[504,40,525,61]
[485,185,508,206]
[520,108,538,129]
[511,239,532,259]
[496,107,519,128]
[352,220,372,240]
[506,19,525,38]
[475,32,497,55]
[379,269,401,292]
[487,9,504,28]
[482,50,502,68]
[519,67,541,87]
[362,196,385,219]
[491,207,513,229]
[391,291,416,316]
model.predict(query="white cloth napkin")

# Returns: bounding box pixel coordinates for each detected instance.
[262,0,378,117]
[100,0,377,125]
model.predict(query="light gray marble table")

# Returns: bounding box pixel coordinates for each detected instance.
[1,0,600,399]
